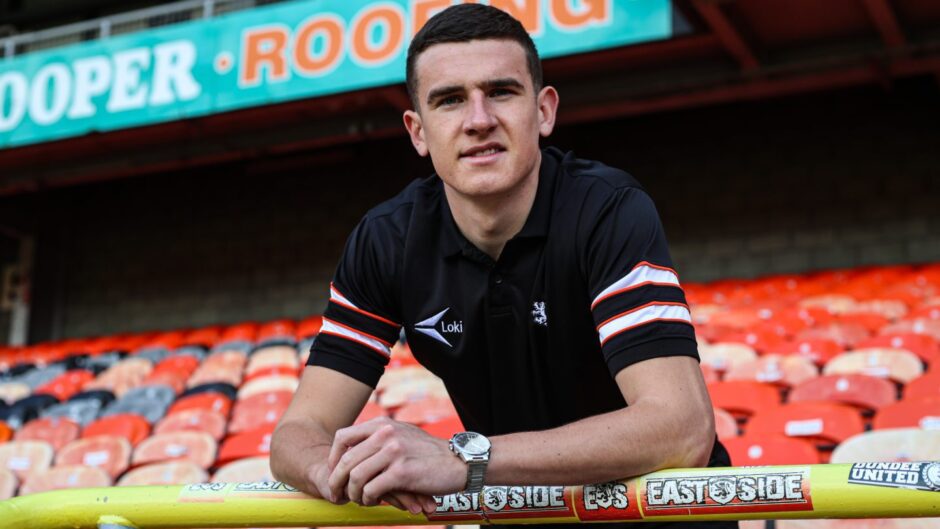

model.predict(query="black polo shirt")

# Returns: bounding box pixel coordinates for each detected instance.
[309,147,733,528]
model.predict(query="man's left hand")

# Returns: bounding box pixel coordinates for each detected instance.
[326,416,467,509]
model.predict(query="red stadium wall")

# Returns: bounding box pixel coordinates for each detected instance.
[0,80,937,342]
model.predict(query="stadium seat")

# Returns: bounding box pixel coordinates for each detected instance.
[132,431,218,469]
[393,396,459,425]
[182,326,223,350]
[746,402,865,457]
[723,354,818,387]
[1,394,60,429]
[0,382,31,406]
[228,403,289,435]
[880,318,940,341]
[698,342,758,374]
[13,417,80,452]
[0,440,54,481]
[41,398,104,428]
[712,328,789,356]
[237,375,299,400]
[831,428,940,463]
[796,322,870,348]
[355,400,387,425]
[699,364,720,384]
[34,369,95,402]
[155,409,228,441]
[256,320,297,347]
[117,461,209,486]
[296,316,322,341]
[68,389,116,408]
[771,338,845,367]
[0,468,17,500]
[102,397,169,425]
[82,414,151,446]
[188,356,244,388]
[181,382,238,402]
[245,345,299,374]
[216,427,274,467]
[84,357,153,397]
[905,371,940,400]
[421,415,464,439]
[56,435,132,479]
[379,377,449,408]
[242,365,299,384]
[799,294,856,314]
[872,396,940,430]
[856,333,939,363]
[0,421,11,443]
[19,464,111,495]
[723,434,821,465]
[167,392,233,418]
[788,375,897,411]
[211,456,274,483]
[706,381,781,420]
[823,348,923,384]
[714,408,738,440]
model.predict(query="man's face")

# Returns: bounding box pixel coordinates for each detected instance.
[404,39,558,199]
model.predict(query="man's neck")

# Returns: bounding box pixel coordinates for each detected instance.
[444,157,541,262]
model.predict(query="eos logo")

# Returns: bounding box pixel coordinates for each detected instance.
[582,483,629,510]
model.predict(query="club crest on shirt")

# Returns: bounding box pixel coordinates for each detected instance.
[532,301,548,326]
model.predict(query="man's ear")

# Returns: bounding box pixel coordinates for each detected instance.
[536,86,559,138]
[403,109,429,157]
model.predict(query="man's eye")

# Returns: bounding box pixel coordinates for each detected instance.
[439,95,461,106]
[490,88,513,97]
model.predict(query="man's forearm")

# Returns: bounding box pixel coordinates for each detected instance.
[485,398,714,486]
[270,419,334,496]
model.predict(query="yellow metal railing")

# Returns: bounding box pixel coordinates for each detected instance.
[2,462,939,528]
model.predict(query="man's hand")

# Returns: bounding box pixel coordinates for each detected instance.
[326,417,467,512]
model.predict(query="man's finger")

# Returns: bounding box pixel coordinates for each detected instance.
[328,419,389,471]
[381,494,405,511]
[344,445,394,504]
[360,467,405,507]
[385,491,424,515]
[328,424,394,502]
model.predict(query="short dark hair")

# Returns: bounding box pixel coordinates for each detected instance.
[405,4,543,109]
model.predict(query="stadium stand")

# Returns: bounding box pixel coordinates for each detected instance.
[0,262,937,529]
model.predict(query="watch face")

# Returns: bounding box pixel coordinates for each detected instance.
[455,432,490,456]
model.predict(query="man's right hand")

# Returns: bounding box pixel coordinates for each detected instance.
[306,461,439,515]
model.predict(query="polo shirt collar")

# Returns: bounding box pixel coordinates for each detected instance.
[438,147,558,258]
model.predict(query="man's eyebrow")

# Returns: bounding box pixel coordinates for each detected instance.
[481,78,525,91]
[426,85,463,105]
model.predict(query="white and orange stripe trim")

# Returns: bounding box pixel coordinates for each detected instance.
[591,261,682,310]
[329,283,398,327]
[319,317,392,357]
[596,301,692,346]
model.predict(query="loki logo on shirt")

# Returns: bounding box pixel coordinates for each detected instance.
[415,307,463,347]
[848,462,940,492]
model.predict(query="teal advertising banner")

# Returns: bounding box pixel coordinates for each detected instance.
[0,0,671,149]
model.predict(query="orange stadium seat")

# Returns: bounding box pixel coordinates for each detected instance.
[257,320,296,345]
[19,465,112,495]
[155,409,228,441]
[747,402,865,452]
[13,417,81,452]
[246,346,299,373]
[355,400,388,425]
[168,392,233,418]
[56,435,132,479]
[231,390,292,417]
[823,348,923,384]
[117,461,209,486]
[227,402,288,435]
[771,338,845,367]
[706,381,781,420]
[0,440,54,481]
[831,428,940,463]
[714,408,738,440]
[421,415,464,440]
[242,365,299,384]
[872,396,940,430]
[834,312,890,334]
[795,322,870,348]
[34,369,95,402]
[799,294,856,314]
[712,328,789,355]
[0,421,11,443]
[723,434,821,466]
[788,374,897,412]
[393,396,459,425]
[216,427,274,467]
[880,318,940,341]
[856,333,939,363]
[296,316,323,340]
[182,326,223,349]
[699,364,720,384]
[211,456,274,483]
[905,370,940,400]
[723,354,818,387]
[82,414,151,446]
[217,323,259,348]
[132,431,217,470]
[140,370,187,395]
[0,468,17,500]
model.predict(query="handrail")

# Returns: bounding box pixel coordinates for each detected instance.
[1,462,939,528]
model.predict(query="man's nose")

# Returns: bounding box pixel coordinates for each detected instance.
[463,91,497,134]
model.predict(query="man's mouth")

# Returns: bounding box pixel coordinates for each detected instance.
[461,144,506,158]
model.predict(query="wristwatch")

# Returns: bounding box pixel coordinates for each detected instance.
[449,431,491,493]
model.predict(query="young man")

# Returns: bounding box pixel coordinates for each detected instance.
[271,4,734,528]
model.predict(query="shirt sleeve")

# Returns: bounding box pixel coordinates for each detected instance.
[307,216,402,388]
[583,186,698,377]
